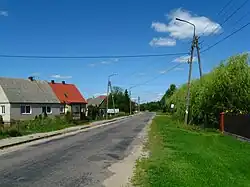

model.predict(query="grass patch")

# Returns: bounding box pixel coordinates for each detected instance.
[0,116,89,139]
[132,115,250,187]
[0,112,129,139]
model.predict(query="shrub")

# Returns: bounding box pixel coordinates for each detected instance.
[167,54,250,128]
[0,115,3,124]
[65,111,73,122]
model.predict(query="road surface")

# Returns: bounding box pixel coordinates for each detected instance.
[0,112,153,187]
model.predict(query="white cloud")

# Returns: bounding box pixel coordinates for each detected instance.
[0,11,8,17]
[149,37,176,47]
[93,93,107,97]
[173,55,197,63]
[151,8,222,39]
[100,61,111,64]
[159,70,167,74]
[100,58,119,65]
[88,63,96,67]
[51,74,72,79]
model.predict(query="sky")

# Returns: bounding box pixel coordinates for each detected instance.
[0,0,249,102]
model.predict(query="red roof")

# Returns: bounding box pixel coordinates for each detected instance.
[49,83,87,104]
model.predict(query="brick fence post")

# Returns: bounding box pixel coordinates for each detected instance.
[220,112,225,133]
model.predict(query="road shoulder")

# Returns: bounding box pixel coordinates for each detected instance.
[102,114,154,187]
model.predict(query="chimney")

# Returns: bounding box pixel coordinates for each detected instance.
[51,80,55,84]
[62,81,66,84]
[28,76,34,81]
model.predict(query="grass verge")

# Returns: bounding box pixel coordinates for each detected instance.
[132,115,250,187]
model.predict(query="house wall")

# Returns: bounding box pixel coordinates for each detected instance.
[0,85,11,123]
[10,103,61,121]
[0,103,11,123]
[64,104,87,114]
[65,104,72,114]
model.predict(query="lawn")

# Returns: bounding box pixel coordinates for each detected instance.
[132,115,250,187]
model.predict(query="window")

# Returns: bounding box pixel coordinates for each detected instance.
[1,105,5,114]
[42,106,52,114]
[21,105,31,114]
[60,106,64,113]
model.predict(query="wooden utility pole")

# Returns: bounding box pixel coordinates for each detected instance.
[129,90,132,115]
[184,44,194,125]
[138,96,140,112]
[109,81,116,115]
[195,36,203,78]
[106,80,109,120]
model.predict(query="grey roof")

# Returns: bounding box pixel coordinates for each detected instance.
[0,77,60,103]
[87,96,106,107]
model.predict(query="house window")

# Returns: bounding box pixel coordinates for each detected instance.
[21,105,31,114]
[60,106,64,113]
[1,105,5,114]
[42,106,52,114]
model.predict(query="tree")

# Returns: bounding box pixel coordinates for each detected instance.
[160,84,177,111]
[107,86,131,114]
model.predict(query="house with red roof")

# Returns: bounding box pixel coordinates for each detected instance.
[49,80,87,119]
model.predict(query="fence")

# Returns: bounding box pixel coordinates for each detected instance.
[220,112,250,139]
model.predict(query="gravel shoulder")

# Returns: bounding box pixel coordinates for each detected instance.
[102,114,154,187]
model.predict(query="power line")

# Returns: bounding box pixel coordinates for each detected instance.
[200,10,250,49]
[200,0,234,36]
[201,22,250,53]
[200,0,249,42]
[0,52,188,59]
[129,63,183,89]
[217,0,234,16]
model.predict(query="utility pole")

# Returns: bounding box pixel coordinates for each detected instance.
[109,81,116,116]
[106,74,117,119]
[184,45,194,125]
[129,89,132,115]
[176,18,203,125]
[195,36,203,78]
[106,80,110,120]
[138,96,140,112]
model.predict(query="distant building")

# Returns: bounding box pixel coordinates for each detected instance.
[87,95,107,117]
[49,80,87,120]
[0,77,61,123]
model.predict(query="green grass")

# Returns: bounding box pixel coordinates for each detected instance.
[0,113,129,139]
[0,117,89,139]
[132,115,250,187]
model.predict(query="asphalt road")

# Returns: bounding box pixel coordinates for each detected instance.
[0,112,153,187]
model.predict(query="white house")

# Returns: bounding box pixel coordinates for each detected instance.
[0,77,61,123]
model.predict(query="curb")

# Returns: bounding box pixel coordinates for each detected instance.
[0,114,137,150]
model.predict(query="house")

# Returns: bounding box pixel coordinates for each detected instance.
[49,80,87,120]
[0,77,61,123]
[87,95,107,117]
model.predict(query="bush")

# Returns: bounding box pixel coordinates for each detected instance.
[167,54,250,128]
[65,111,73,123]
[7,127,22,137]
[0,115,3,124]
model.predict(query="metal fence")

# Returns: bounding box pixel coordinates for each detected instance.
[220,113,250,139]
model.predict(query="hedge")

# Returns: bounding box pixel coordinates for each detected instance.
[166,53,250,128]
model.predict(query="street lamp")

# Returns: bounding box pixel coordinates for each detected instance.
[176,18,196,125]
[176,18,196,38]
[106,73,118,119]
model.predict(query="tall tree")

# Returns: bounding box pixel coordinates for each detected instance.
[161,84,177,109]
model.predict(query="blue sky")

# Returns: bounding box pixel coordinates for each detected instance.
[0,0,249,102]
